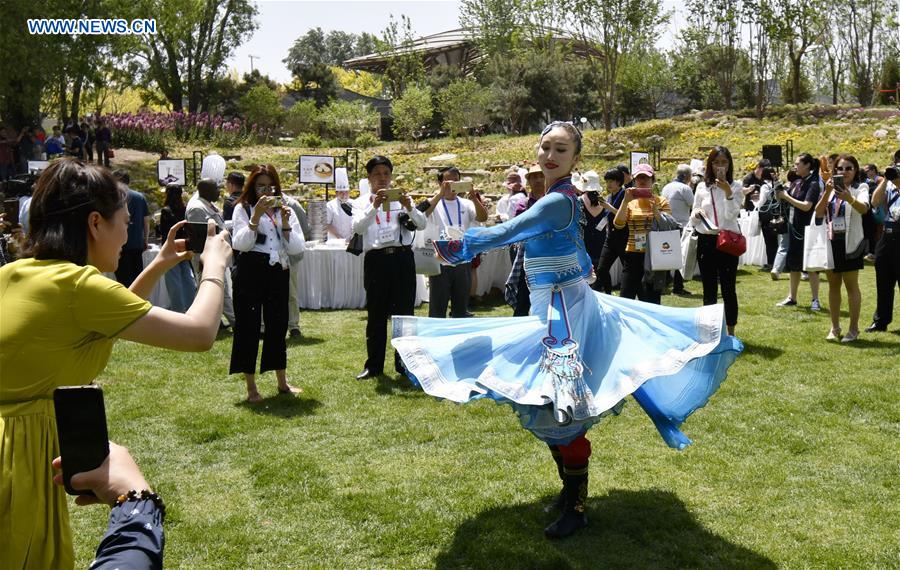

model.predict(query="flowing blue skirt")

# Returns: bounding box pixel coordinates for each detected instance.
[391,279,743,449]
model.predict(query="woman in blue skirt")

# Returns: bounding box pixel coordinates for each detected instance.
[392,122,743,539]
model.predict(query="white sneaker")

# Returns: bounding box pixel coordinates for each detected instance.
[826,328,841,341]
[776,297,797,307]
[770,271,780,281]
[841,330,859,343]
[810,299,821,311]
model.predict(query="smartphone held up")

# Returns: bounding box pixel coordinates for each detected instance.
[53,385,110,496]
[186,221,222,254]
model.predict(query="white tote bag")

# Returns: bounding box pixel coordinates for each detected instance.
[649,229,683,271]
[747,210,761,237]
[681,227,698,277]
[803,218,833,272]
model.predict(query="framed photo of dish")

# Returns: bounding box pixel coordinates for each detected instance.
[630,151,650,174]
[299,155,335,184]
[157,159,187,186]
[27,160,50,174]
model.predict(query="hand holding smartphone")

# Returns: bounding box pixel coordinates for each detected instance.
[186,221,222,253]
[632,187,652,199]
[54,386,110,496]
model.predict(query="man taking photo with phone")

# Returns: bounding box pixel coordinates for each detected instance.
[420,166,488,318]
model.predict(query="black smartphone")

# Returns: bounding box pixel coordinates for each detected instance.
[186,221,221,253]
[833,174,845,192]
[53,385,110,496]
[3,199,19,226]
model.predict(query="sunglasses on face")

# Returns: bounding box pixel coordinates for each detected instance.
[256,185,273,192]
[835,166,854,172]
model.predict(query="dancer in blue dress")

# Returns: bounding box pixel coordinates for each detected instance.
[391,122,743,538]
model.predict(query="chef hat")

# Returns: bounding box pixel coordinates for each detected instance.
[201,153,226,184]
[334,167,350,191]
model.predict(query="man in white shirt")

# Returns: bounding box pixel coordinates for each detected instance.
[421,166,488,317]
[325,167,353,241]
[661,164,695,294]
[351,155,427,379]
[187,178,235,328]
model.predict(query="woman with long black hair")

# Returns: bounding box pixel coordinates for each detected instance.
[159,183,196,312]
[775,153,822,310]
[595,168,628,294]
[690,146,743,336]
[230,164,305,402]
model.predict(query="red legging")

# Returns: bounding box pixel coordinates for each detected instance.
[558,434,591,467]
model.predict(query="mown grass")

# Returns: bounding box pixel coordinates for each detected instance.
[68,264,899,568]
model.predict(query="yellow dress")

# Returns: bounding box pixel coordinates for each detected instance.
[0,258,151,569]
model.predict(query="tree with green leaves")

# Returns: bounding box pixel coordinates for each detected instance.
[561,0,668,130]
[124,0,258,113]
[391,85,433,148]
[765,0,823,105]
[377,14,426,98]
[238,84,284,138]
[438,79,491,143]
[843,0,888,106]
[682,0,741,109]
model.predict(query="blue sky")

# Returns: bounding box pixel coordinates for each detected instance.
[228,0,684,83]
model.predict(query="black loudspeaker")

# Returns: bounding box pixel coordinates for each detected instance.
[762,145,783,167]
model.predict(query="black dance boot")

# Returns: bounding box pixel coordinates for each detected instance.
[544,465,588,539]
[544,445,565,513]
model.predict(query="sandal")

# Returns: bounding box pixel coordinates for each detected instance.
[826,328,841,341]
[246,391,262,403]
[278,384,303,395]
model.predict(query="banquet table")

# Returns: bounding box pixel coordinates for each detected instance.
[137,242,626,311]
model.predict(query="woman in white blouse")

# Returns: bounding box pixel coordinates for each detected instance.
[814,154,870,342]
[690,146,743,336]
[230,164,305,402]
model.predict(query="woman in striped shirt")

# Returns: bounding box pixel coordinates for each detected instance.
[612,163,671,303]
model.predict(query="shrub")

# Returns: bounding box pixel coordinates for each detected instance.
[299,133,323,148]
[353,132,379,149]
[317,100,380,147]
[284,99,318,136]
[437,80,491,143]
[391,85,433,147]
[238,85,285,139]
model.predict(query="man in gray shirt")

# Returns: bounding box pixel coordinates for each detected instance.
[661,164,694,295]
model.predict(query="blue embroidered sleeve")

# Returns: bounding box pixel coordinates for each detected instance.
[434,192,572,265]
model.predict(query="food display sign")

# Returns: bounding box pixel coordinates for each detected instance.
[299,155,335,184]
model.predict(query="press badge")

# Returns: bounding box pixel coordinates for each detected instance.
[831,216,846,233]
[377,224,396,244]
[634,232,648,252]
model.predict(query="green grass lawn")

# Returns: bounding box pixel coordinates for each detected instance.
[71,264,898,568]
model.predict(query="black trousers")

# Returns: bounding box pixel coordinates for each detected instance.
[620,251,661,304]
[429,262,471,318]
[229,252,289,374]
[364,247,416,373]
[761,224,779,267]
[697,234,739,326]
[115,249,144,287]
[513,272,531,317]
[596,231,627,294]
[872,232,900,327]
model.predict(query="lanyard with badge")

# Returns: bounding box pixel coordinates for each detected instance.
[829,192,847,234]
[374,205,397,244]
[440,198,464,240]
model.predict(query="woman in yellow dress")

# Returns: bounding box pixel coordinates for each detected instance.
[0,158,232,568]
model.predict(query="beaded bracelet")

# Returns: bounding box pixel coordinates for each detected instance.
[115,489,166,521]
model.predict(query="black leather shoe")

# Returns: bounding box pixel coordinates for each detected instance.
[865,323,887,332]
[356,368,380,380]
[289,328,302,338]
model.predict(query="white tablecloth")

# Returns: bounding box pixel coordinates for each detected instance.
[296,243,428,309]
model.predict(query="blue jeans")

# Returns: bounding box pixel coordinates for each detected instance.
[772,232,789,273]
[164,260,196,312]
